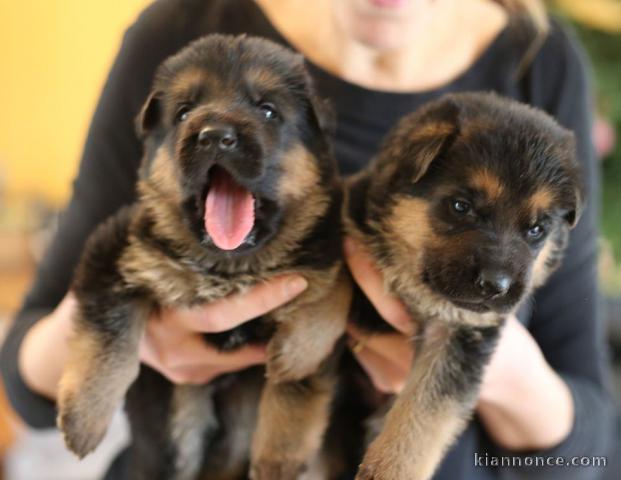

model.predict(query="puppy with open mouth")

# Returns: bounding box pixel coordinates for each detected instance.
[56,34,350,480]
[345,92,583,480]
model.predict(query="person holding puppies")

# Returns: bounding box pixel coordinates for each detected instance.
[2,0,615,479]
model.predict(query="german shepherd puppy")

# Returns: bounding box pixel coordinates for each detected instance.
[57,34,351,480]
[345,92,582,480]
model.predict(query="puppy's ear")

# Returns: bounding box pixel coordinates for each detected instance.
[346,172,372,234]
[558,133,584,228]
[135,91,162,139]
[308,95,336,137]
[563,185,583,228]
[561,168,584,228]
[299,64,335,137]
[378,96,461,183]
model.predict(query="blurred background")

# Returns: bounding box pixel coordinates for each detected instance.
[0,1,152,478]
[0,0,620,479]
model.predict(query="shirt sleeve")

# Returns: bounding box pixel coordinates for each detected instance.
[502,20,616,479]
[0,0,193,429]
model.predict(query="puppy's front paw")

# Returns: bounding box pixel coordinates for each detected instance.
[356,435,426,480]
[356,463,380,480]
[356,461,399,480]
[250,459,307,480]
[356,442,412,480]
[57,361,132,458]
[57,390,111,458]
[266,334,323,383]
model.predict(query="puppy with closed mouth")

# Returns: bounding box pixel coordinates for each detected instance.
[344,92,583,480]
[56,34,350,480]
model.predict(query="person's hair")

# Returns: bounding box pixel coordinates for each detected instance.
[494,0,549,74]
[495,0,549,33]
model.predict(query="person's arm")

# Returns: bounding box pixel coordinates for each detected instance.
[0,0,184,428]
[474,24,617,478]
[487,20,615,471]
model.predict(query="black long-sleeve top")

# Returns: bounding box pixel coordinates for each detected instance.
[1,1,616,478]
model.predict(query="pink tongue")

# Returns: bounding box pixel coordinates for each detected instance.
[205,167,255,250]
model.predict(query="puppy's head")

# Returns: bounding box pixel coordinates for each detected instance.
[137,34,334,256]
[351,92,582,315]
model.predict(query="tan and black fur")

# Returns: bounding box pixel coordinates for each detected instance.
[344,92,583,480]
[57,34,351,480]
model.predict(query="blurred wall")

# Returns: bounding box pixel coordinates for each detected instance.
[0,0,152,206]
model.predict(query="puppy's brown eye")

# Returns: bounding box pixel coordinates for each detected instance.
[259,103,279,121]
[451,200,470,215]
[527,224,545,240]
[175,105,192,124]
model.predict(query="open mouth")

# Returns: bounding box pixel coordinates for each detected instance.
[204,166,256,251]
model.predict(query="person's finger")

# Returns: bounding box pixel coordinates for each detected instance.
[347,323,415,369]
[155,364,219,385]
[143,323,266,368]
[161,275,308,333]
[348,337,407,394]
[160,346,266,385]
[141,331,265,383]
[205,344,267,369]
[344,238,414,335]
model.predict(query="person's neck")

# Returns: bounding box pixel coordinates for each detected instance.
[255,0,508,92]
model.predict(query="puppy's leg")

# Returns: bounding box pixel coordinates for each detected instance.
[169,385,219,480]
[200,368,265,479]
[250,272,350,480]
[267,270,351,383]
[58,299,148,457]
[57,209,148,457]
[250,352,339,480]
[125,365,177,480]
[356,322,501,480]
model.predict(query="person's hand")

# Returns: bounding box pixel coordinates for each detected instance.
[19,275,308,399]
[347,323,413,394]
[139,275,308,384]
[478,314,542,403]
[477,315,574,450]
[344,237,415,394]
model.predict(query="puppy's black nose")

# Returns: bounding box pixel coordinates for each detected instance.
[198,126,238,151]
[476,270,512,298]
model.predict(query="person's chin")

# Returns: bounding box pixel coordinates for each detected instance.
[351,23,409,52]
